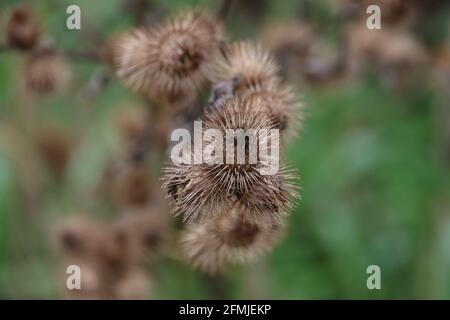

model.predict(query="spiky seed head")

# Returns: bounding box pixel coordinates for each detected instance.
[114,10,224,102]
[181,205,285,274]
[263,23,314,58]
[36,125,76,178]
[209,41,279,94]
[240,81,303,139]
[56,217,128,267]
[56,216,154,299]
[113,164,154,208]
[162,96,299,224]
[101,32,128,68]
[24,48,72,96]
[347,26,427,77]
[262,23,314,81]
[5,5,40,50]
[376,31,428,70]
[114,208,168,263]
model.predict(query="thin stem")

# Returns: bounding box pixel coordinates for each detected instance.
[0,42,102,64]
[63,49,102,63]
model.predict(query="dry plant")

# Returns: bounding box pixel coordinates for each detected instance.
[2,0,444,299]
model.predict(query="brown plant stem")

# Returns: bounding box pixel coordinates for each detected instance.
[0,42,103,64]
[63,49,102,63]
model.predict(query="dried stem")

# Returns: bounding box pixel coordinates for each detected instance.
[63,49,102,63]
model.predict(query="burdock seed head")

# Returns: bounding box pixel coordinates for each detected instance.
[25,46,72,96]
[36,125,76,179]
[181,204,285,274]
[240,81,303,139]
[56,217,128,268]
[113,10,224,103]
[209,41,279,94]
[114,208,169,263]
[113,164,154,208]
[5,5,40,50]
[162,95,299,224]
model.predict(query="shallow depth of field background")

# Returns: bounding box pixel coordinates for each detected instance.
[1,0,450,299]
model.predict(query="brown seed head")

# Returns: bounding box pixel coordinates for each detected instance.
[114,10,224,102]
[56,217,128,268]
[5,6,40,50]
[56,216,152,299]
[114,208,168,263]
[162,96,299,224]
[240,81,303,139]
[36,126,76,178]
[181,205,285,274]
[262,23,315,82]
[25,48,72,96]
[209,41,279,94]
[114,164,154,208]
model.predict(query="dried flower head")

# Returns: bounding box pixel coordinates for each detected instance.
[263,23,314,74]
[5,5,40,50]
[346,25,428,86]
[240,81,303,138]
[56,217,127,267]
[262,23,315,82]
[181,204,285,274]
[209,41,279,94]
[25,47,72,96]
[56,216,135,299]
[113,164,154,208]
[114,208,168,263]
[263,23,313,57]
[114,10,224,102]
[376,31,428,70]
[36,125,76,178]
[162,96,298,224]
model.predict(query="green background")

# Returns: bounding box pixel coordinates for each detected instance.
[0,0,450,299]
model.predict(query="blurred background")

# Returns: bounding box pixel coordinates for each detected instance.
[1,0,450,299]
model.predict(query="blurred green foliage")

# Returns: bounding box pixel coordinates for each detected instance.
[0,0,449,299]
